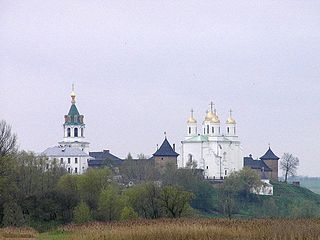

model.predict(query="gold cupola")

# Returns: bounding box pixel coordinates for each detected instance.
[187,109,197,124]
[204,102,220,123]
[211,109,220,124]
[226,109,236,124]
[70,83,76,104]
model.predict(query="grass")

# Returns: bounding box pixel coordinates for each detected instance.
[1,219,320,240]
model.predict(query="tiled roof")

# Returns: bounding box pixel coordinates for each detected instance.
[42,146,89,157]
[153,138,179,157]
[88,150,124,167]
[244,156,272,171]
[260,147,280,161]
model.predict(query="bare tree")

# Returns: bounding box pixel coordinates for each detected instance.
[0,120,17,157]
[280,153,299,183]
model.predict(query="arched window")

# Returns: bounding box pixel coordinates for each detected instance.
[188,154,193,161]
[81,128,84,137]
[234,127,236,134]
[74,128,78,137]
[227,127,230,134]
[212,127,214,133]
[207,125,209,134]
[188,127,191,134]
[67,128,71,137]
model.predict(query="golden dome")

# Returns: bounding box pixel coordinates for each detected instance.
[226,109,236,124]
[226,117,236,124]
[204,111,215,121]
[187,116,197,124]
[187,109,197,124]
[211,115,220,124]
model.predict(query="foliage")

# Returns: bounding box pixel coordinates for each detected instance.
[73,201,91,224]
[2,200,25,227]
[120,206,139,220]
[160,186,194,218]
[97,184,124,221]
[77,168,112,209]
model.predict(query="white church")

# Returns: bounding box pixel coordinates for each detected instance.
[178,103,243,179]
[42,86,91,174]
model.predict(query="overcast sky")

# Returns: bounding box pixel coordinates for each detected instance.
[1,1,319,176]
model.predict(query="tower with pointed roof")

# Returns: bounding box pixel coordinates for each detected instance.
[153,135,179,170]
[58,85,90,153]
[260,146,279,181]
[179,102,243,179]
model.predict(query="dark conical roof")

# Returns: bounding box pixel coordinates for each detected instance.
[153,138,179,157]
[68,104,80,116]
[260,147,279,161]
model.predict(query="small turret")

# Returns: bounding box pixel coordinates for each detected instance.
[226,109,236,136]
[187,109,197,136]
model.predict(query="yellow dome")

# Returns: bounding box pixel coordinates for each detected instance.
[211,115,220,124]
[226,117,236,124]
[187,116,197,124]
[226,109,236,124]
[204,111,215,121]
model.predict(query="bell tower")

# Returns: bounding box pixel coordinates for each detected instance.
[187,109,197,136]
[58,85,90,153]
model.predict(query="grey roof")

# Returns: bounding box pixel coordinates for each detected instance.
[153,138,179,157]
[260,147,280,161]
[244,156,272,171]
[88,150,124,167]
[42,146,90,157]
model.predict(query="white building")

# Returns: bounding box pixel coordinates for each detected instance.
[178,102,243,179]
[42,86,91,174]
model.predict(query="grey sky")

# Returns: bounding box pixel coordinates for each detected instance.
[1,1,319,176]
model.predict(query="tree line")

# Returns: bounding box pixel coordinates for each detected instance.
[0,119,318,231]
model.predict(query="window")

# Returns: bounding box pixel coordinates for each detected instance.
[227,127,230,134]
[75,167,78,173]
[81,128,84,137]
[74,128,78,137]
[203,129,205,134]
[60,158,63,164]
[188,127,191,134]
[234,127,236,134]
[219,127,220,134]
[206,166,208,169]
[207,125,209,134]
[67,128,71,137]
[225,170,228,175]
[188,154,193,161]
[68,158,71,164]
[46,164,49,170]
[67,168,71,173]
[75,158,78,164]
[212,127,214,133]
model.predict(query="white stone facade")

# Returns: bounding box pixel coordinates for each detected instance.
[178,104,243,179]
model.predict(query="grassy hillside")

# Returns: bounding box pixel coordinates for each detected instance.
[233,181,320,218]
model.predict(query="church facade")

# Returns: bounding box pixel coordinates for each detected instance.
[43,86,91,174]
[178,103,243,179]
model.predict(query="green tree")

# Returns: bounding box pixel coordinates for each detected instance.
[2,200,24,227]
[120,206,139,220]
[160,186,193,218]
[125,182,162,219]
[97,185,123,221]
[73,201,91,224]
[77,168,112,209]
